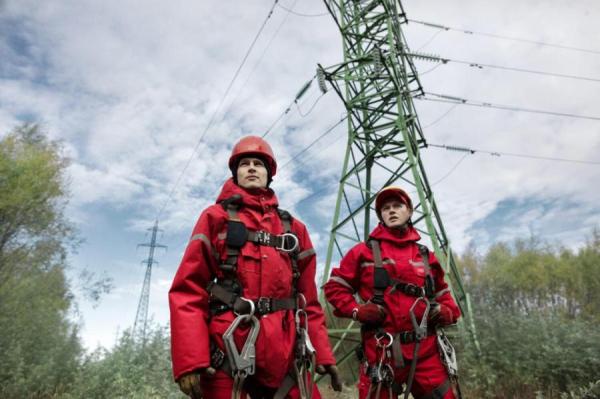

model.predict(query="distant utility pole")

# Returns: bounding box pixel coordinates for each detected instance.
[133,220,167,342]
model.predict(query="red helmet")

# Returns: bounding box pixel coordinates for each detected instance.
[228,136,277,177]
[375,186,413,218]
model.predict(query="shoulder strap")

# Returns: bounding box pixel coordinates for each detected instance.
[277,208,292,232]
[369,239,390,305]
[277,208,301,296]
[219,195,244,273]
[417,243,435,299]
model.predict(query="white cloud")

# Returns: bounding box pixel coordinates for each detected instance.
[2,0,600,349]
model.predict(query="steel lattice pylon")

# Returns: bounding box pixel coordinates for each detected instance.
[318,0,479,377]
[133,220,167,343]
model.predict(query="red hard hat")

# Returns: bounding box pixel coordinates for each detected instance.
[228,136,277,177]
[375,186,413,217]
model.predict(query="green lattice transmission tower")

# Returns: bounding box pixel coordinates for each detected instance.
[317,0,478,375]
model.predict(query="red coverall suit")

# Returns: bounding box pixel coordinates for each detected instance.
[169,178,336,398]
[324,223,461,399]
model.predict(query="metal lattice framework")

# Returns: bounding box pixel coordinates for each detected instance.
[318,0,478,377]
[133,220,167,342]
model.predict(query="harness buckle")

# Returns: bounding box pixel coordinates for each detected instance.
[278,233,299,252]
[255,230,271,246]
[256,297,271,314]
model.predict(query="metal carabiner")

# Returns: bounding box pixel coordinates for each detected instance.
[223,314,260,377]
[437,330,458,377]
[409,297,431,341]
[296,293,307,310]
[277,233,299,252]
[375,331,394,349]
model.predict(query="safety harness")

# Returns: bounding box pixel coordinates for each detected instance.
[207,194,317,399]
[362,239,459,399]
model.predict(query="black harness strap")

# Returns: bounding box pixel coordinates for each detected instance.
[417,243,436,300]
[278,209,301,297]
[419,378,451,399]
[369,240,390,306]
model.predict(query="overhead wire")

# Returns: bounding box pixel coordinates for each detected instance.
[408,18,600,56]
[421,103,460,128]
[227,0,298,111]
[419,92,600,121]
[156,0,281,221]
[412,53,600,83]
[262,76,319,138]
[428,153,470,186]
[427,143,600,166]
[296,92,327,117]
[415,29,444,51]
[207,75,326,198]
[276,1,329,17]
[278,115,348,170]
[417,63,443,76]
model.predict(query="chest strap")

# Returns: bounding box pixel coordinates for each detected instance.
[389,280,425,298]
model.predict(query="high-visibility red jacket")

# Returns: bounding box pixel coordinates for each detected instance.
[324,223,461,362]
[169,179,335,387]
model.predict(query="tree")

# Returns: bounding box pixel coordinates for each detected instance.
[0,124,82,397]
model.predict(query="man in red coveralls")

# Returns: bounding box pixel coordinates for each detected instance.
[324,186,461,399]
[169,136,342,399]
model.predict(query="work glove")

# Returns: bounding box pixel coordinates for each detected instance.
[177,367,216,399]
[316,364,343,392]
[353,303,386,324]
[428,302,453,327]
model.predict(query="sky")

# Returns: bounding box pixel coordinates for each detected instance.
[1,0,599,351]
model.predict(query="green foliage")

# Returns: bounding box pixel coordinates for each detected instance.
[65,325,182,399]
[457,234,600,398]
[0,124,82,397]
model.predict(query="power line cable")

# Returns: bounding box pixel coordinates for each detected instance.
[277,1,329,17]
[408,18,600,56]
[296,92,327,117]
[429,153,470,186]
[262,76,318,138]
[418,63,443,76]
[208,76,324,198]
[415,29,444,51]
[279,115,348,170]
[227,0,298,111]
[156,0,281,221]
[419,92,600,121]
[421,103,460,128]
[427,143,600,165]
[411,52,600,83]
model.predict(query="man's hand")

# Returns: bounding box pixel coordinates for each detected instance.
[354,303,386,324]
[177,367,216,399]
[316,364,343,392]
[429,302,453,327]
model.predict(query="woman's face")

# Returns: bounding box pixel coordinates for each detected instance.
[380,199,412,228]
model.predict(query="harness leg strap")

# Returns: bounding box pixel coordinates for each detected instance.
[419,378,451,399]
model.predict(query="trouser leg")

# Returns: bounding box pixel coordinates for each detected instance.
[407,354,455,399]
[199,370,321,399]
[199,370,248,399]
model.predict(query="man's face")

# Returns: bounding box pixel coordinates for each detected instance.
[236,157,268,189]
[380,199,412,229]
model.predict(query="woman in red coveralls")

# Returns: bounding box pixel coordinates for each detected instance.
[169,136,341,399]
[324,186,461,399]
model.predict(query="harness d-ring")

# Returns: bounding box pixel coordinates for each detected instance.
[233,296,255,317]
[278,233,299,252]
